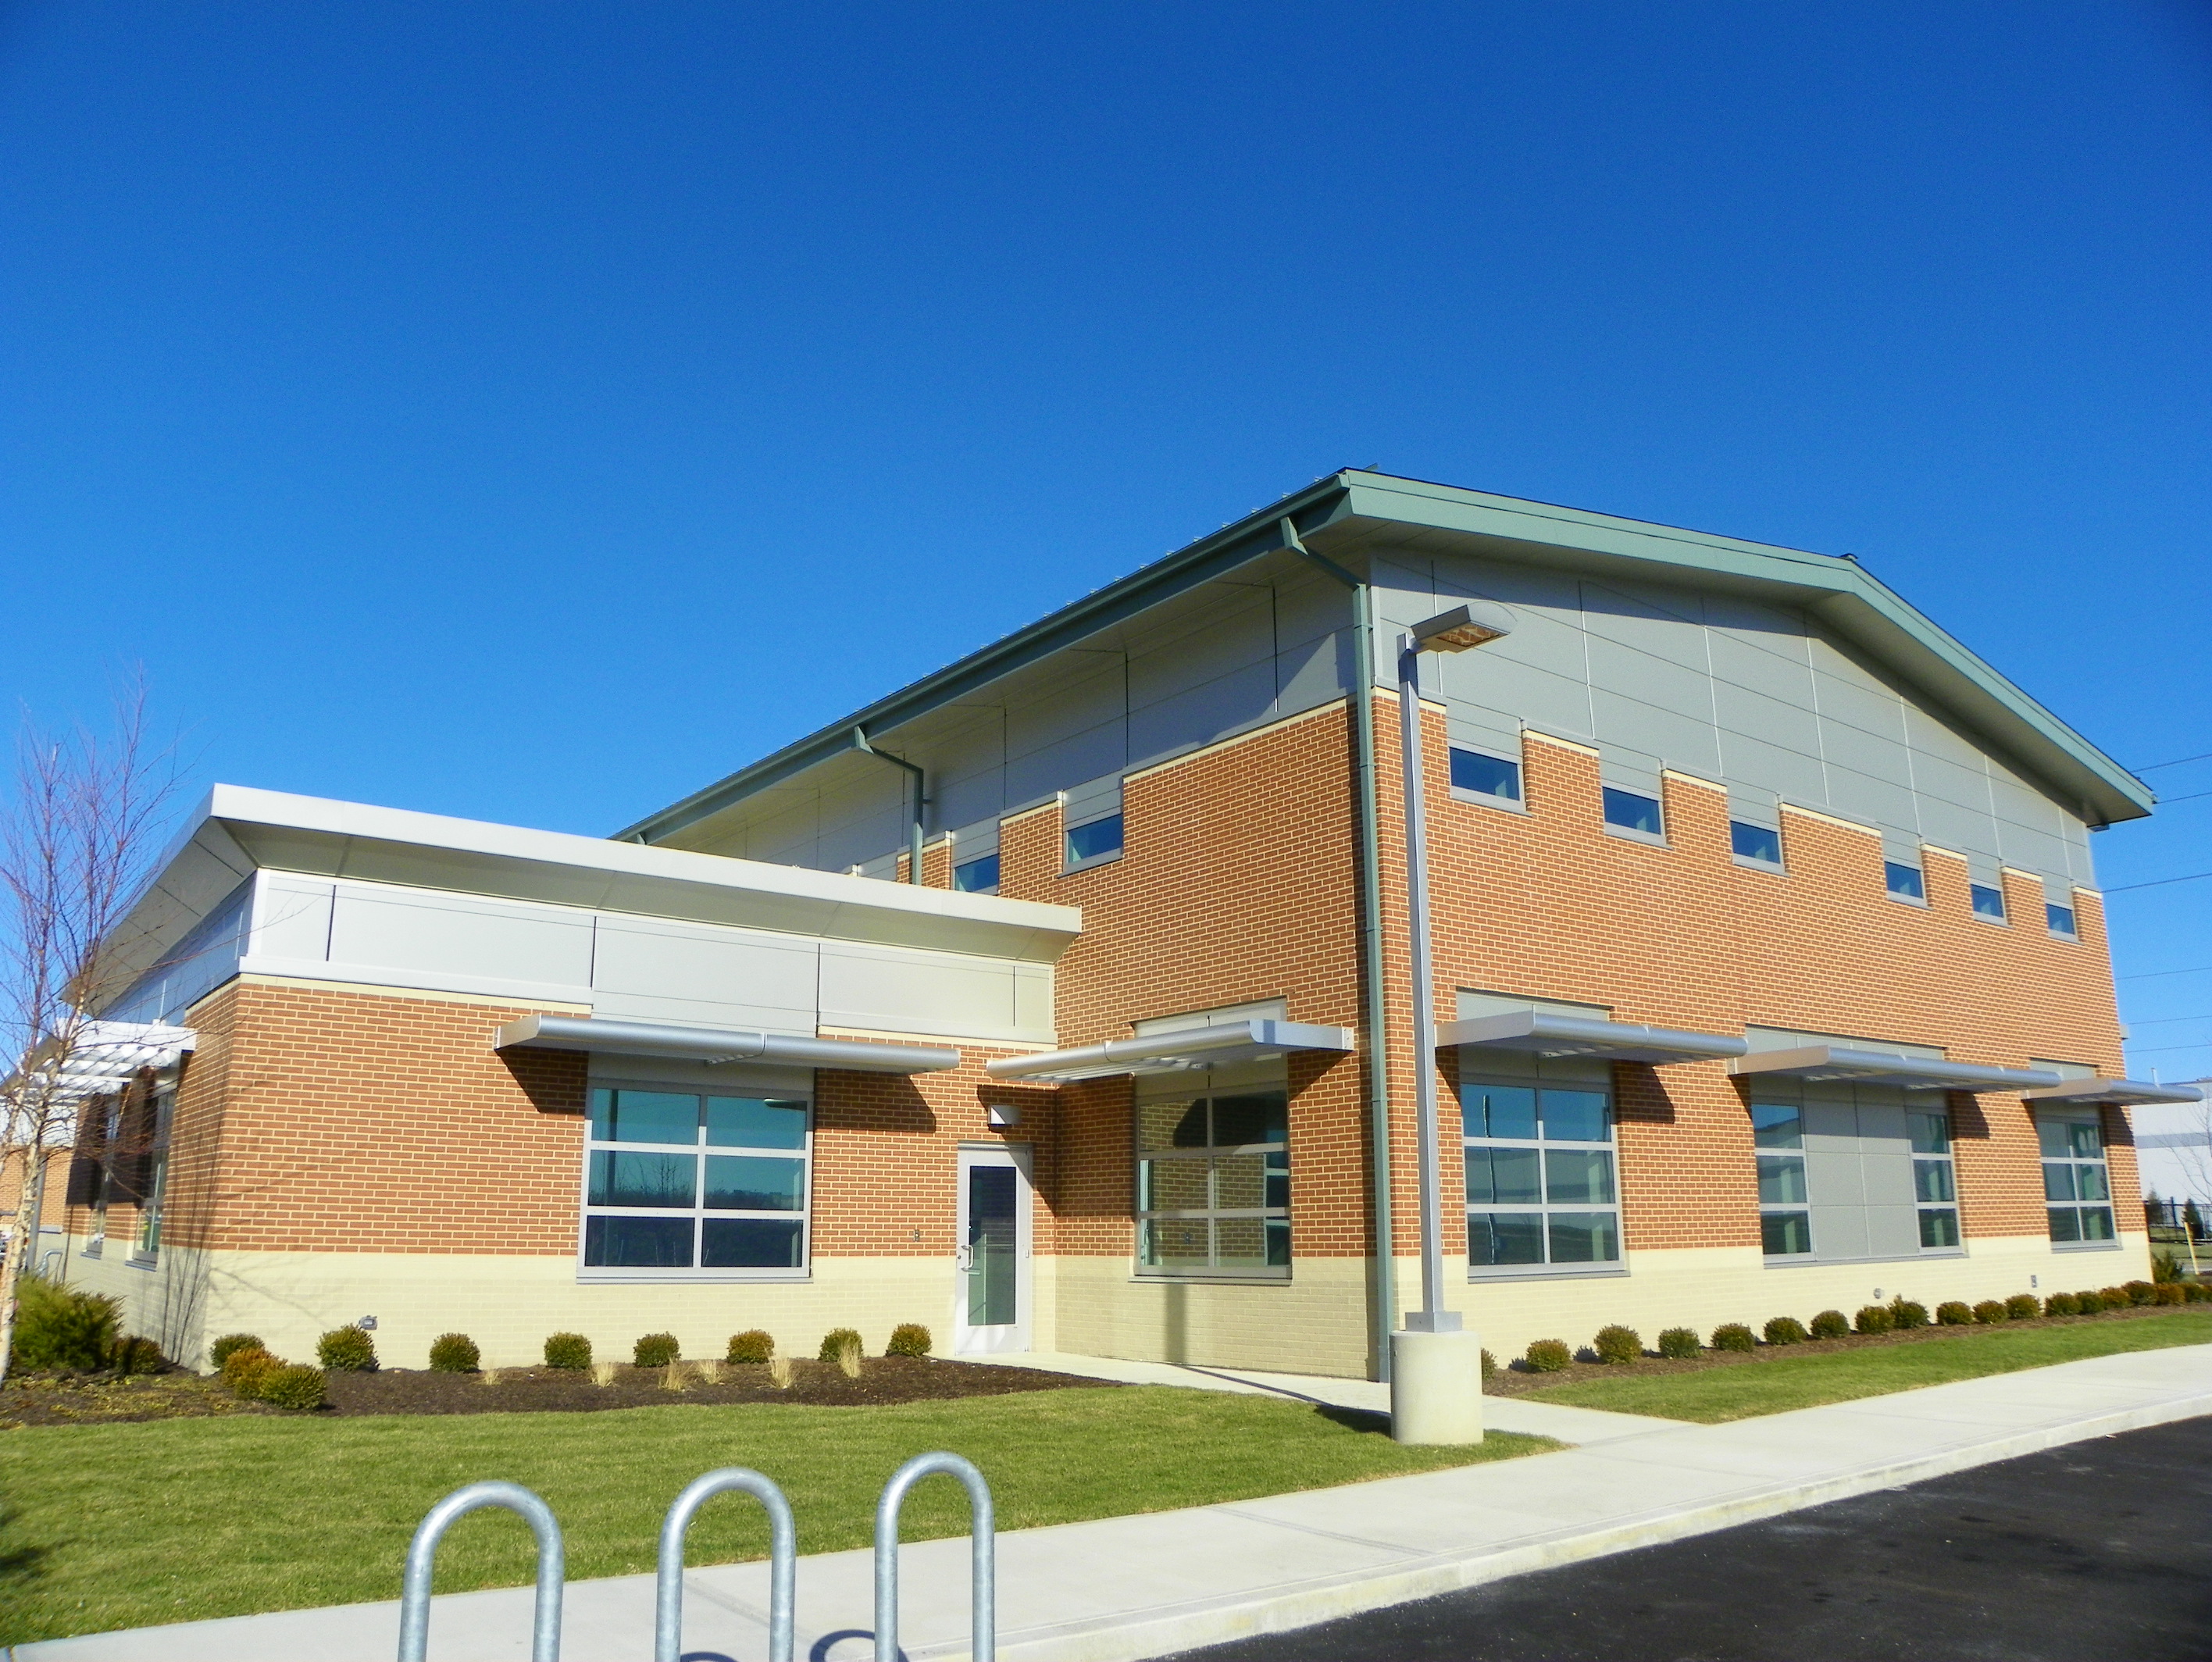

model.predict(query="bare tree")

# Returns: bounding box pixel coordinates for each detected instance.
[0,681,178,1381]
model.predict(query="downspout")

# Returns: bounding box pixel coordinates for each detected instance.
[1282,518,1396,1382]
[850,728,926,884]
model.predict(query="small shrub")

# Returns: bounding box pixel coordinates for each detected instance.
[10,1277,122,1371]
[316,1326,378,1372]
[428,1333,480,1372]
[2153,1254,2185,1284]
[221,1346,280,1399]
[2187,1281,2212,1303]
[1593,1325,1641,1364]
[2123,1279,2157,1307]
[886,1322,932,1358]
[208,1332,266,1370]
[2075,1290,2107,1314]
[1657,1326,1700,1359]
[1809,1310,1850,1339]
[111,1335,166,1375]
[634,1332,680,1368]
[1763,1316,1807,1346]
[2100,1286,2132,1311]
[1524,1339,1572,1373]
[727,1329,776,1364]
[1711,1323,1756,1353]
[2005,1293,2042,1320]
[1888,1298,1929,1330]
[1854,1305,1894,1335]
[2044,1292,2080,1316]
[1935,1300,1974,1327]
[818,1326,864,1362]
[2153,1282,2188,1306]
[258,1364,327,1411]
[544,1332,592,1370]
[1481,1347,1498,1379]
[1971,1300,2007,1325]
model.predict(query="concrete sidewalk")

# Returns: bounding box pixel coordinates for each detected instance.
[16,1344,2212,1662]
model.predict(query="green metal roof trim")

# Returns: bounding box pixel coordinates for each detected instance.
[618,470,2151,844]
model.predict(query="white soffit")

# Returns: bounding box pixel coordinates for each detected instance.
[1731,1045,2060,1093]
[1441,1010,1746,1065]
[496,1015,959,1075]
[986,1018,1354,1084]
[2021,1076,2205,1107]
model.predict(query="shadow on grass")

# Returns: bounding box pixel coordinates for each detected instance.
[1315,1403,1394,1436]
[0,1503,52,1591]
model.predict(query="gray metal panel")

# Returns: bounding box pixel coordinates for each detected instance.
[1716,731,1831,806]
[1593,692,1724,781]
[1824,761,1921,835]
[1126,658,1279,772]
[1711,665,1825,751]
[1061,772,1122,826]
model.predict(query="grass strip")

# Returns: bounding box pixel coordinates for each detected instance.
[0,1385,1548,1645]
[1524,1308,2212,1423]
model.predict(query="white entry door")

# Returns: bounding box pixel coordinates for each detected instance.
[954,1145,1033,1355]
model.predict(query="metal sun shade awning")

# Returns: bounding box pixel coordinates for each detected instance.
[2021,1076,2206,1107]
[1729,1045,2061,1093]
[494,1015,960,1075]
[9,1020,198,1108]
[984,1018,1356,1084]
[1439,1009,1749,1065]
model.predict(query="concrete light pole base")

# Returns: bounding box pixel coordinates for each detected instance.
[1389,1328,1486,1445]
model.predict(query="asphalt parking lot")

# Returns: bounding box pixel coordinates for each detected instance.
[1153,1414,2212,1662]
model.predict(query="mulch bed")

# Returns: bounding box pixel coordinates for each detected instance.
[0,1355,1111,1427]
[1478,1300,2198,1396]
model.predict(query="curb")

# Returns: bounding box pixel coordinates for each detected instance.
[976,1389,2212,1662]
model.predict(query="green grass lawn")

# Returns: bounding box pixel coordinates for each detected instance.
[1524,1309,2212,1423]
[0,1386,1550,1646]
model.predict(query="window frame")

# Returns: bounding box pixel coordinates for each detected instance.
[1752,1100,1813,1259]
[952,851,1001,893]
[1909,1107,1960,1253]
[1447,744,1525,812]
[1969,882,2008,923]
[1885,860,1928,905]
[2039,1112,2117,1250]
[1600,786,1666,846]
[1063,811,1124,874]
[2046,901,2078,939]
[1133,1085,1291,1282]
[1729,820,1786,872]
[1461,1075,1624,1279]
[129,1090,176,1264]
[577,1083,815,1283]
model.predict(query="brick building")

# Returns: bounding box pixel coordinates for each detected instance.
[34,471,2197,1375]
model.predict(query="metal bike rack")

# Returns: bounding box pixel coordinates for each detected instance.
[397,1480,565,1662]
[655,1468,797,1662]
[873,1451,994,1662]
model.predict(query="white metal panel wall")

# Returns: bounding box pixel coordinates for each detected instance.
[590,914,819,1035]
[819,939,1052,1043]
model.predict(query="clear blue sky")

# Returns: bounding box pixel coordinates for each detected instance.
[5,2,2209,1071]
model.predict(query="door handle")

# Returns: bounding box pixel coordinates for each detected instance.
[956,1244,974,1272]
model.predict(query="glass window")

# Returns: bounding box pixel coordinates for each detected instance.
[1750,1102,1811,1257]
[1730,822,1783,866]
[582,1087,812,1276]
[1461,1078,1620,1275]
[1971,883,2007,921]
[1601,787,1663,838]
[1065,814,1124,867]
[2039,1115,2114,1246]
[2046,902,2076,937]
[1135,1088,1290,1278]
[1886,860,1925,901]
[1449,747,1522,802]
[1910,1108,1960,1252]
[953,853,1001,893]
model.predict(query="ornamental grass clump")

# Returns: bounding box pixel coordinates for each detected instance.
[316,1326,377,1372]
[727,1329,776,1364]
[1656,1327,1700,1359]
[1935,1300,1975,1327]
[1971,1300,2007,1325]
[1762,1316,1807,1346]
[1524,1339,1572,1373]
[428,1333,480,1372]
[1809,1310,1850,1339]
[258,1364,327,1411]
[833,1335,863,1378]
[544,1332,592,1370]
[1711,1323,1756,1353]
[767,1355,794,1389]
[2043,1292,2080,1316]
[817,1327,864,1363]
[1854,1305,1894,1335]
[633,1332,680,1368]
[208,1332,266,1370]
[1888,1298,1929,1330]
[2006,1293,2042,1320]
[1592,1325,1641,1365]
[886,1322,932,1357]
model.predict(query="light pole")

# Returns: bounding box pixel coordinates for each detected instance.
[1390,601,1515,1445]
